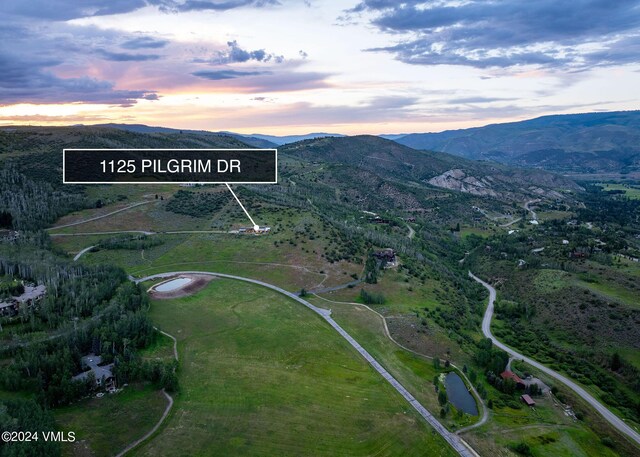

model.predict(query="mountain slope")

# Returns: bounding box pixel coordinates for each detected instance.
[0,126,258,189]
[391,111,640,173]
[281,135,581,200]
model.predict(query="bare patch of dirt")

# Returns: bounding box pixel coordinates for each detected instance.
[149,274,216,299]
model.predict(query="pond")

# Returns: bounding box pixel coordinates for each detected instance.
[445,372,478,416]
[155,277,192,292]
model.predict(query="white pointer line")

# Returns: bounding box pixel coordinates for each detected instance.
[225,183,259,231]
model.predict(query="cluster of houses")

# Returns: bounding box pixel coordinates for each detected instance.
[0,283,46,317]
[500,370,538,407]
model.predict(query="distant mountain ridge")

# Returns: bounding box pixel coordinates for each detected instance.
[94,124,344,147]
[248,132,345,145]
[389,111,640,174]
[95,123,277,149]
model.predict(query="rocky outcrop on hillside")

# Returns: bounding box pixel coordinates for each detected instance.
[427,169,498,197]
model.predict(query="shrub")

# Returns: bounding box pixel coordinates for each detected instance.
[510,442,532,456]
[359,289,386,305]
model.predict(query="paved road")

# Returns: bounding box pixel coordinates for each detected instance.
[48,201,154,230]
[469,272,640,447]
[135,271,477,457]
[524,199,539,221]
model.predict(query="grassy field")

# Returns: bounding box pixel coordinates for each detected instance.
[307,296,479,430]
[54,384,168,457]
[614,256,640,276]
[537,210,574,222]
[52,199,365,292]
[120,231,334,290]
[54,233,192,268]
[460,226,494,238]
[133,279,456,457]
[49,200,208,234]
[597,183,640,200]
[139,329,177,362]
[530,267,638,310]
[318,269,442,313]
[575,278,640,309]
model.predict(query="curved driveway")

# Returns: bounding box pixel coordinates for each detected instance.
[135,271,477,457]
[469,271,640,447]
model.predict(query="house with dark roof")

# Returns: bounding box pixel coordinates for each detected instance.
[373,248,397,267]
[73,354,115,389]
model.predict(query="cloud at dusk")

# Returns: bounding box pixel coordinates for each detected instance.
[354,0,640,70]
[0,0,639,133]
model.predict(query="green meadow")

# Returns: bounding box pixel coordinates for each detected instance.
[131,279,456,457]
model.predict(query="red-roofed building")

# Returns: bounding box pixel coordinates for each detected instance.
[521,394,536,407]
[500,370,525,389]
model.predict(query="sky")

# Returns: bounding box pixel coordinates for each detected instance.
[1,0,639,135]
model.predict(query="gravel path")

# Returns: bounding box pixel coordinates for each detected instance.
[116,326,179,456]
[115,390,174,457]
